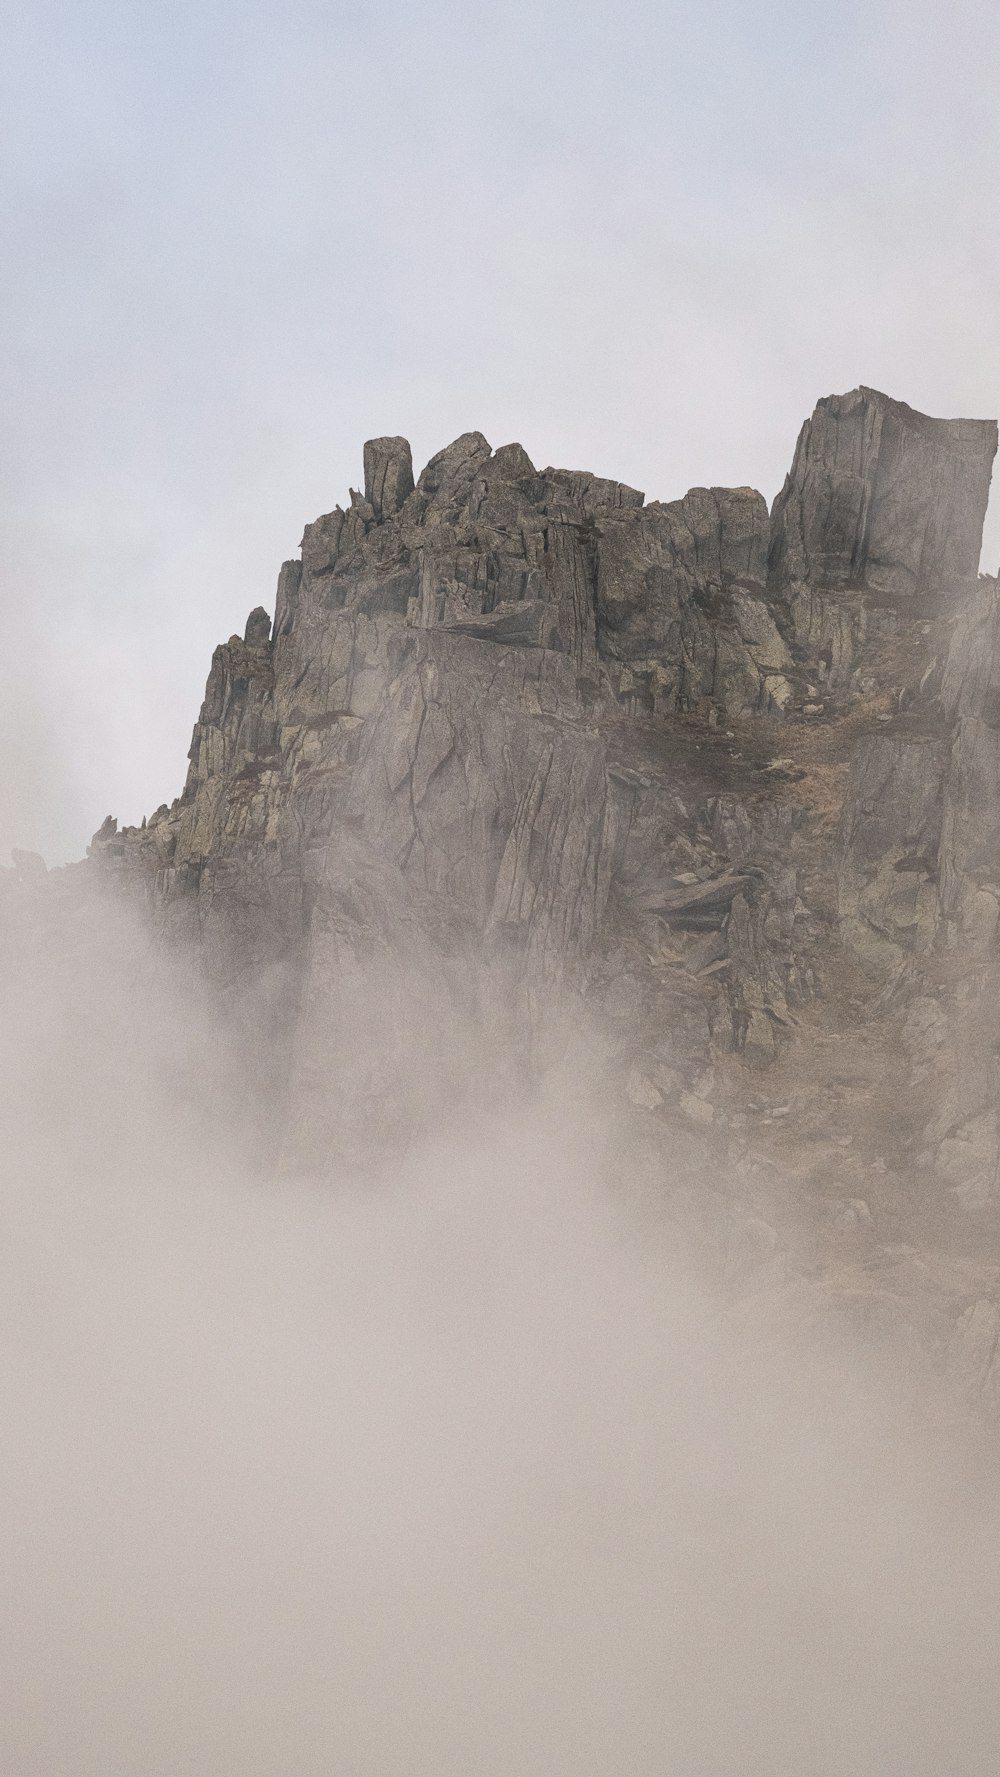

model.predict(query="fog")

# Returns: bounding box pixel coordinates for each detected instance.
[2,890,999,1776]
[6,2,1000,1765]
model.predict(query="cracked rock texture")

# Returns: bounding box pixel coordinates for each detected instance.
[9,384,1000,1423]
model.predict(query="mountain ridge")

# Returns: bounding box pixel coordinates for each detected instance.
[8,384,1000,1422]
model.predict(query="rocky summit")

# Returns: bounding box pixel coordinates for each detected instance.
[10,384,1000,1421]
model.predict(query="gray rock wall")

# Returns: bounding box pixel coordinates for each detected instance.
[63,384,1000,1418]
[770,385,996,604]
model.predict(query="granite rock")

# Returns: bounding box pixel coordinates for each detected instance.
[16,386,1000,1421]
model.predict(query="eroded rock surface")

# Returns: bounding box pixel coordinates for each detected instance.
[770,385,996,604]
[11,383,1000,1422]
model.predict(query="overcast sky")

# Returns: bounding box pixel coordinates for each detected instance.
[4,0,1000,861]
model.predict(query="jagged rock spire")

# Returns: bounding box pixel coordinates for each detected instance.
[362,435,414,521]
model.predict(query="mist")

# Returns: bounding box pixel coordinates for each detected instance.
[2,887,998,1777]
[6,2,1000,1768]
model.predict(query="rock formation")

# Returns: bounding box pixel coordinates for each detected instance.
[9,384,1000,1420]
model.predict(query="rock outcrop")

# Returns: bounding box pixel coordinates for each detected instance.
[770,385,996,604]
[770,386,998,699]
[12,383,1000,1422]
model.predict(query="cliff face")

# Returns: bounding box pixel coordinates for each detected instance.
[30,384,1000,1414]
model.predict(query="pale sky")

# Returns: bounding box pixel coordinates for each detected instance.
[4,0,1000,861]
